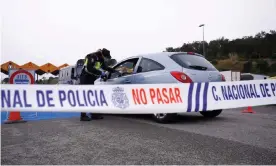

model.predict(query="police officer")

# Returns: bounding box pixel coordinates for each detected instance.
[80,48,117,121]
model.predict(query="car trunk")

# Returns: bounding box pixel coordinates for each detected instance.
[170,53,223,83]
[183,68,223,82]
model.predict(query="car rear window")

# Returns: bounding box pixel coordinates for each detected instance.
[170,53,217,71]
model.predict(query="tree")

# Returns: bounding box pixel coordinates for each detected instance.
[242,61,252,73]
[166,30,276,60]
[165,29,276,75]
[165,47,174,52]
[256,60,270,74]
[269,63,276,75]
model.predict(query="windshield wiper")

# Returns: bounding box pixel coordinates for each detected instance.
[188,65,207,70]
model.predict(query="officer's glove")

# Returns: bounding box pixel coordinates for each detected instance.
[101,71,107,78]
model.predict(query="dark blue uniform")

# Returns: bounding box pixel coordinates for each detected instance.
[80,49,116,121]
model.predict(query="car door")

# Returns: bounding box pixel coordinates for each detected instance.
[133,58,166,84]
[98,57,140,85]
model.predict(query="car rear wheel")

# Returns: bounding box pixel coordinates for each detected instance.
[152,113,177,123]
[199,109,222,118]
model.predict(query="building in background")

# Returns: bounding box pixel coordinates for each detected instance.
[220,70,241,81]
[0,61,69,83]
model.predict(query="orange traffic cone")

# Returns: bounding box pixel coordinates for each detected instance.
[4,111,27,124]
[242,106,255,113]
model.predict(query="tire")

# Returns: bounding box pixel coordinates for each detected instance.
[152,113,177,123]
[200,109,222,118]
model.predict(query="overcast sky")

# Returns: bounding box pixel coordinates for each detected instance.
[1,0,276,79]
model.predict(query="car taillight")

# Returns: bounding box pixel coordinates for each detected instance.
[221,74,226,81]
[170,71,193,83]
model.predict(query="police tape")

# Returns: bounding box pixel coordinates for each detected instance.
[1,80,276,114]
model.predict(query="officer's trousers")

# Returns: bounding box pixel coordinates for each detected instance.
[79,73,102,118]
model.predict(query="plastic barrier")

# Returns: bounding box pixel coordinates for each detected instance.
[1,80,276,114]
[4,69,35,123]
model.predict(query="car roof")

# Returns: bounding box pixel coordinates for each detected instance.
[114,52,171,64]
[115,52,204,68]
[124,52,203,59]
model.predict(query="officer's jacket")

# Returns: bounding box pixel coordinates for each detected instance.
[83,51,115,77]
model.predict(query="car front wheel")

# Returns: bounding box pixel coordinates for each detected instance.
[199,109,222,118]
[152,113,177,123]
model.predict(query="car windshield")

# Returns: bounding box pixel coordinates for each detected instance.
[170,53,217,71]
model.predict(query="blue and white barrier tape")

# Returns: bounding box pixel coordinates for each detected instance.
[1,80,276,114]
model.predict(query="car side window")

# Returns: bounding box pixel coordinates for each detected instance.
[109,58,139,79]
[137,58,165,73]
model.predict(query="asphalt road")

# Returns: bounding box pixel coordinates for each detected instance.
[1,106,276,165]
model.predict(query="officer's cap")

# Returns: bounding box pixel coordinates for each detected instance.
[101,48,111,59]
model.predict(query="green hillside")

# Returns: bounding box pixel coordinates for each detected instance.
[165,30,276,76]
